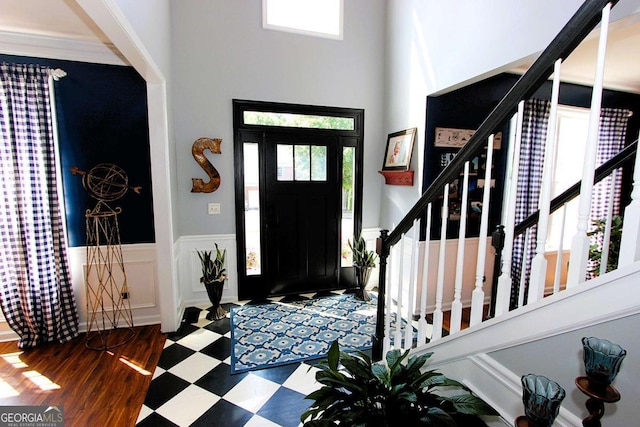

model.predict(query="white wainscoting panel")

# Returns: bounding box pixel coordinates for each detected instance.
[177,235,238,308]
[0,243,160,342]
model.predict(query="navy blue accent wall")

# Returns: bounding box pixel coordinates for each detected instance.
[1,55,155,246]
[424,73,640,240]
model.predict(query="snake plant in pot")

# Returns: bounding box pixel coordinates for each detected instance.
[348,234,377,301]
[302,341,499,426]
[197,243,228,321]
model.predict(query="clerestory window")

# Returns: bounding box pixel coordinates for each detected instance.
[262,0,343,40]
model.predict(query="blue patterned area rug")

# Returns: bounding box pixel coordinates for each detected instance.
[231,293,380,374]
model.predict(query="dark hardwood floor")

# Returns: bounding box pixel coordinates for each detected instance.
[0,325,166,427]
[427,305,490,333]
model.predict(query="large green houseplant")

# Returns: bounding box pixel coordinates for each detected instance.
[197,243,228,321]
[302,341,498,426]
[348,234,378,301]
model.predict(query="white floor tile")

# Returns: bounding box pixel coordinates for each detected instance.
[177,328,221,351]
[282,364,321,396]
[135,405,153,424]
[244,414,282,427]
[152,366,165,380]
[223,374,280,413]
[168,352,221,383]
[155,384,220,426]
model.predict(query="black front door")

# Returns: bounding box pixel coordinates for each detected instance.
[263,132,339,295]
[233,100,364,301]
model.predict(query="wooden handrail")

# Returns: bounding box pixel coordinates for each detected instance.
[373,0,620,361]
[514,140,637,236]
[379,0,618,250]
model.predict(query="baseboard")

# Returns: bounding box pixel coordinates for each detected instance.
[0,314,162,344]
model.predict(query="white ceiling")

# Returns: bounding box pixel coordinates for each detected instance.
[0,0,109,43]
[1,0,640,94]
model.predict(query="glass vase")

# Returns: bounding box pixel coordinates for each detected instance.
[521,374,566,427]
[582,336,627,391]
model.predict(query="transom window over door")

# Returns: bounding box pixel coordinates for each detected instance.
[233,100,364,300]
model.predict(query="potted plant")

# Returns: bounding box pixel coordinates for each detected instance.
[348,234,377,301]
[302,341,499,426]
[587,215,623,277]
[197,243,228,321]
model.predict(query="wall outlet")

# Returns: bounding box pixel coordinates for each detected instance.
[208,203,221,215]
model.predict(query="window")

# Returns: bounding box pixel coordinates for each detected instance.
[262,0,343,40]
[244,111,354,130]
[276,144,327,181]
[546,106,590,251]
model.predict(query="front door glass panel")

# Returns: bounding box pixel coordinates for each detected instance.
[244,142,261,275]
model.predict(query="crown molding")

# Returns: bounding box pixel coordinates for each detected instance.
[0,30,128,66]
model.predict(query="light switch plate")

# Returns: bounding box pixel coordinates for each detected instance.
[208,203,220,215]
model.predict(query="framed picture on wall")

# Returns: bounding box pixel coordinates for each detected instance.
[382,127,416,171]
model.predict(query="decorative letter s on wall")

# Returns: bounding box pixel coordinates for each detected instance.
[191,137,222,193]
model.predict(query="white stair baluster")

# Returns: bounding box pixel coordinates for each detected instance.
[450,162,470,333]
[417,203,432,344]
[496,102,525,316]
[394,235,405,348]
[405,220,419,347]
[567,3,611,287]
[618,132,640,267]
[528,59,562,304]
[518,229,531,308]
[383,245,393,354]
[470,136,494,326]
[553,203,568,294]
[599,170,617,276]
[432,183,449,341]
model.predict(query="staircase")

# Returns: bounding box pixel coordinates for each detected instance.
[373,1,639,424]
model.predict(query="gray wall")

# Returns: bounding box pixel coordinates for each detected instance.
[170,0,386,237]
[379,0,640,230]
[380,0,586,230]
[490,314,639,425]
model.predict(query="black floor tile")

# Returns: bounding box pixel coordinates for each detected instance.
[200,336,231,361]
[136,412,179,427]
[257,387,311,427]
[143,372,190,410]
[251,361,299,385]
[183,306,202,324]
[279,294,312,302]
[166,323,199,341]
[193,363,248,396]
[190,399,254,427]
[156,343,196,370]
[203,317,231,335]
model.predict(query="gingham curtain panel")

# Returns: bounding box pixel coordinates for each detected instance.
[0,62,79,348]
[586,107,630,278]
[510,98,550,309]
[590,108,630,223]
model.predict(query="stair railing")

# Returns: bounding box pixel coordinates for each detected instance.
[373,0,622,361]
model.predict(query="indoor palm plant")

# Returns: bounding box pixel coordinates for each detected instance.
[198,243,228,320]
[348,234,378,301]
[302,341,498,426]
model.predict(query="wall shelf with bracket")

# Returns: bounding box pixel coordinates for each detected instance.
[378,170,414,186]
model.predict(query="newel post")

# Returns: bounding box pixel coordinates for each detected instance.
[373,229,389,362]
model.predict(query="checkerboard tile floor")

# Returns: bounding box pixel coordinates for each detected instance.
[136,296,346,427]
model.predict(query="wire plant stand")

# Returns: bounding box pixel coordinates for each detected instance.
[73,163,139,350]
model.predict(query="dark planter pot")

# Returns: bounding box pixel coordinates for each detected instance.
[203,278,228,321]
[354,266,372,301]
